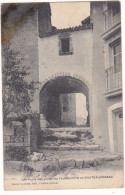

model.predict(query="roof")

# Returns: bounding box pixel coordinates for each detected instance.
[81,16,91,25]
[39,24,93,38]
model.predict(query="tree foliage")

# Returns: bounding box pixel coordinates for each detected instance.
[2,44,38,121]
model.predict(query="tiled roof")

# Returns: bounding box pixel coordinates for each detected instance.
[81,16,91,25]
[39,24,93,38]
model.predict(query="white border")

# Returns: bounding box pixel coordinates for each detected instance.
[0,0,125,194]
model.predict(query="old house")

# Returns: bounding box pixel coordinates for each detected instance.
[38,24,93,128]
[2,2,123,158]
[91,1,122,154]
[38,1,123,154]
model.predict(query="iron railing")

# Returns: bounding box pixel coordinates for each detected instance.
[105,66,122,91]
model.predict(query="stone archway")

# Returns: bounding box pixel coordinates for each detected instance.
[39,76,90,128]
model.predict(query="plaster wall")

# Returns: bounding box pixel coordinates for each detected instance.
[91,2,122,151]
[38,29,93,87]
[38,29,93,127]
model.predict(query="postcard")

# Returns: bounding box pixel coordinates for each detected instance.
[1,1,124,190]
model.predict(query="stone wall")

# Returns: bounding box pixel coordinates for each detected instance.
[4,119,30,160]
[3,114,41,161]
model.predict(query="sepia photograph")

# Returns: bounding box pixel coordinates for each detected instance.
[1,0,124,190]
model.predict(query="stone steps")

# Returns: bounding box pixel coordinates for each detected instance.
[39,127,99,151]
[38,148,104,161]
[21,154,122,173]
[39,144,100,151]
[41,127,91,132]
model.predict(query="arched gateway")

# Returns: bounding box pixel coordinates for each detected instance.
[40,76,90,128]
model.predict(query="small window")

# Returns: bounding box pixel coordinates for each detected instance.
[61,94,69,112]
[61,38,70,53]
[59,34,73,55]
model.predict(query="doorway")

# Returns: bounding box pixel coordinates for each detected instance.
[115,111,123,153]
[60,93,88,127]
[108,102,123,154]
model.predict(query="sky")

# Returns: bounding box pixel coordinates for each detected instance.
[50,2,90,29]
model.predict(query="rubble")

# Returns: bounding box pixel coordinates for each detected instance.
[27,152,46,161]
